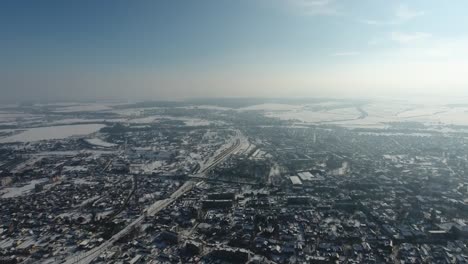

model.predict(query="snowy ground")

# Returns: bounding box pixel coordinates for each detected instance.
[239,100,468,129]
[140,160,165,174]
[51,104,113,113]
[127,115,217,126]
[50,118,125,125]
[267,107,360,123]
[178,105,233,111]
[1,179,47,198]
[0,112,43,125]
[239,103,305,111]
[2,100,468,138]
[85,138,117,148]
[0,124,105,143]
[63,166,89,173]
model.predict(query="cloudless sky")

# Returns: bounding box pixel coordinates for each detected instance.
[1,0,468,102]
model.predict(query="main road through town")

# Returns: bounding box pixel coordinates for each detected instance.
[62,131,243,264]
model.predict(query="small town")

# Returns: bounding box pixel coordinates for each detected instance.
[1,100,468,264]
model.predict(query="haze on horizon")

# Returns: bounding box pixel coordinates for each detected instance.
[1,0,468,102]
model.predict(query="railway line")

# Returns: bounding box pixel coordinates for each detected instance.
[62,131,243,264]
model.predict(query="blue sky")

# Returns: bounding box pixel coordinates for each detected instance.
[1,0,468,101]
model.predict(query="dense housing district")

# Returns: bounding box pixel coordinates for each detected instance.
[1,99,468,263]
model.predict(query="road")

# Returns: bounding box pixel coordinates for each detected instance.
[62,131,244,264]
[197,130,242,176]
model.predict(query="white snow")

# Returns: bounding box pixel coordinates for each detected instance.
[127,115,215,126]
[0,113,42,123]
[180,105,232,111]
[141,160,165,173]
[267,107,360,123]
[73,178,98,185]
[52,104,112,113]
[127,116,158,123]
[243,100,468,129]
[85,138,116,148]
[63,166,89,172]
[1,179,47,198]
[50,118,125,125]
[240,103,304,111]
[0,124,106,143]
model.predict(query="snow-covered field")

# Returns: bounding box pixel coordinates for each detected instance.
[2,100,468,136]
[51,104,113,113]
[240,103,304,111]
[128,115,216,126]
[85,138,117,148]
[0,112,43,124]
[180,105,232,111]
[240,100,468,129]
[0,124,105,143]
[50,118,125,125]
[63,166,89,172]
[267,107,360,123]
[181,117,214,126]
[1,179,47,198]
[141,160,165,173]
